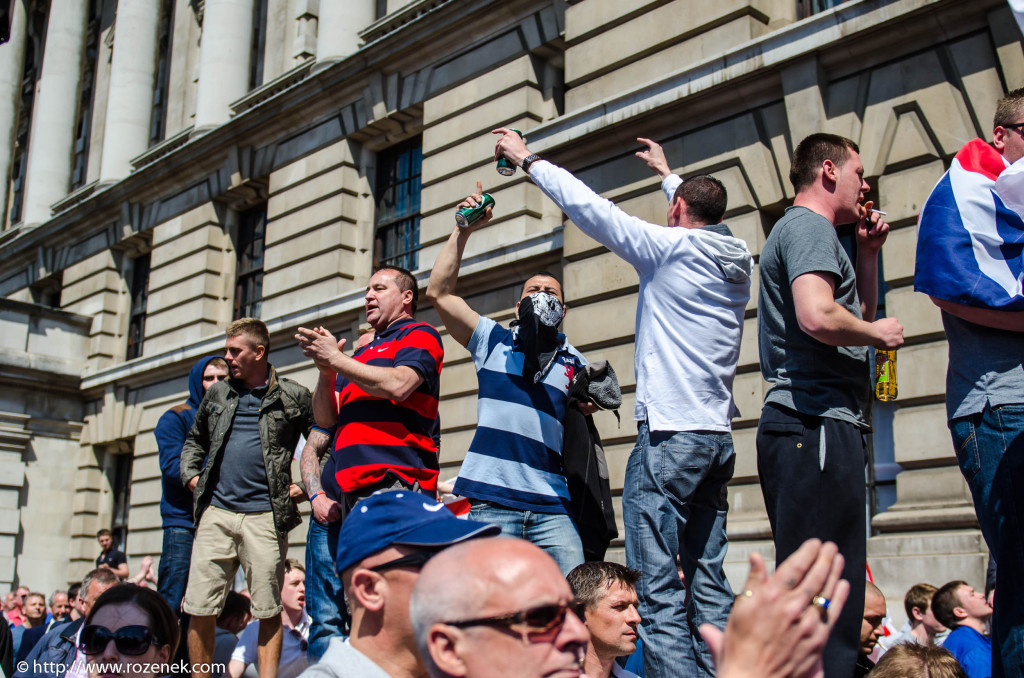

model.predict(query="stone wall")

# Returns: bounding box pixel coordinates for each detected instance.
[0,0,1017,621]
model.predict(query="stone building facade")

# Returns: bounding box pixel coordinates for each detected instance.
[0,0,1015,625]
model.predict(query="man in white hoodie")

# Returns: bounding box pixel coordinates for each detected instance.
[492,130,752,678]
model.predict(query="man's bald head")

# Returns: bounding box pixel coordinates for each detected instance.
[860,581,887,655]
[411,537,589,678]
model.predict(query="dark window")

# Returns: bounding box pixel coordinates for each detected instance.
[30,275,61,307]
[149,0,175,146]
[249,0,268,90]
[374,138,422,270]
[71,0,102,189]
[110,451,133,551]
[797,0,849,18]
[375,0,387,19]
[235,204,266,319]
[126,254,150,360]
[9,5,48,226]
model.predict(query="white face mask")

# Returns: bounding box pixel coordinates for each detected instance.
[522,291,564,328]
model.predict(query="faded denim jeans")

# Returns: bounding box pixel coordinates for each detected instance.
[623,422,734,678]
[951,404,1024,678]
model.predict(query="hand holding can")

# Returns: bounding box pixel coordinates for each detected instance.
[456,193,495,228]
[497,128,524,176]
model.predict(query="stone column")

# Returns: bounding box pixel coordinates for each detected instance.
[20,0,88,227]
[193,0,255,130]
[0,0,27,228]
[98,0,161,181]
[316,0,374,63]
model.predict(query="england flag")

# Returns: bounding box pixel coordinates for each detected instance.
[915,138,1024,310]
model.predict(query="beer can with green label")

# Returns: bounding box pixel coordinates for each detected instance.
[455,193,495,228]
[497,129,524,176]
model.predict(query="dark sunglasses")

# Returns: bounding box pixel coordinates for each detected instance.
[80,625,160,655]
[369,549,437,573]
[1004,123,1024,135]
[444,601,586,641]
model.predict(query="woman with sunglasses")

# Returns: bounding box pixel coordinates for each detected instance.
[81,585,179,678]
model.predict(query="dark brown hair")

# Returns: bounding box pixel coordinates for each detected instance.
[374,265,419,314]
[672,175,727,225]
[567,561,641,611]
[789,133,859,193]
[86,584,180,656]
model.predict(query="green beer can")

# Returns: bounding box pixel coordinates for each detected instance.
[455,193,495,228]
[496,129,523,176]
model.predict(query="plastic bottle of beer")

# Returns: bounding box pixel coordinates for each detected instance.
[875,349,897,401]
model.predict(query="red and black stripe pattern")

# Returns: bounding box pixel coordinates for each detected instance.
[332,318,443,494]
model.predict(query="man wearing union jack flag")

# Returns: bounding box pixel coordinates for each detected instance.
[915,88,1024,678]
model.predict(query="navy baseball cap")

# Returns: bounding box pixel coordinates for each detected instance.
[335,490,500,574]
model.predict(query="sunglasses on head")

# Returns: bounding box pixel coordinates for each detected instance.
[444,601,586,642]
[80,625,160,655]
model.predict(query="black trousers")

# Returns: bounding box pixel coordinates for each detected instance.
[756,402,867,678]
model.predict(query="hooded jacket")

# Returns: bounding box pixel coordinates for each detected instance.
[156,356,219,529]
[529,161,752,432]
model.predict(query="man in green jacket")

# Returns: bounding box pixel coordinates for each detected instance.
[181,317,314,678]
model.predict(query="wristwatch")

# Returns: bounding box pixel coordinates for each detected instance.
[522,154,542,174]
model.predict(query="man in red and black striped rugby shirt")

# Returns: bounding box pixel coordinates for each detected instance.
[297,265,443,518]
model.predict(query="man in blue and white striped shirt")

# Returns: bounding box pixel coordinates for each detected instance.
[427,186,595,575]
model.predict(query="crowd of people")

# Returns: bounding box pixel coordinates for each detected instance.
[4,85,1023,678]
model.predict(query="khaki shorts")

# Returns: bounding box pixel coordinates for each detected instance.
[182,505,287,619]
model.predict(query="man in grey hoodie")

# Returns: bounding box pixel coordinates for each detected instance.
[491,130,752,678]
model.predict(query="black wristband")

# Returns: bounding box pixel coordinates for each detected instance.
[522,154,542,174]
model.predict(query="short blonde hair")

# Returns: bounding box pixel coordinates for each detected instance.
[226,317,270,351]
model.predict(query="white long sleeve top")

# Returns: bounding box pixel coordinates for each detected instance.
[529,161,752,432]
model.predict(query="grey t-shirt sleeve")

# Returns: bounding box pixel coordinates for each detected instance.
[778,216,842,284]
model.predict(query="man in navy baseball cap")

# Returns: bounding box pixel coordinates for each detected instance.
[302,491,499,678]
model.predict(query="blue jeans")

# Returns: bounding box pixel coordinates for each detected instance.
[623,423,734,678]
[950,404,1024,678]
[305,517,346,662]
[158,526,194,616]
[467,501,584,575]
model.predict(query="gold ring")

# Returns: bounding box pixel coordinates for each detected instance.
[810,595,830,620]
[742,589,754,598]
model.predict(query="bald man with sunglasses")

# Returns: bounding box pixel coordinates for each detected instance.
[411,538,590,678]
[299,491,498,678]
[411,537,851,678]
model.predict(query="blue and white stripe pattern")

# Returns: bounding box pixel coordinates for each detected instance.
[453,316,586,515]
[915,138,1024,310]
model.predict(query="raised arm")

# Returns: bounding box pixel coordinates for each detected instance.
[635,137,672,178]
[425,183,486,347]
[793,272,904,349]
[493,128,664,272]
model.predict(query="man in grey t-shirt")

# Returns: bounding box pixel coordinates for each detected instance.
[916,89,1024,678]
[756,133,903,678]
